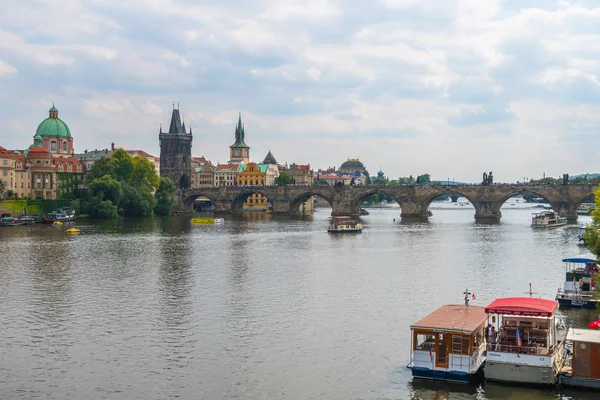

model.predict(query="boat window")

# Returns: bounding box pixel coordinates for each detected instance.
[451,335,471,355]
[415,333,435,350]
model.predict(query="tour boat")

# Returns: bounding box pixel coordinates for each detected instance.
[559,328,600,389]
[408,300,487,383]
[555,257,599,309]
[327,216,363,233]
[43,208,76,224]
[531,210,566,228]
[484,297,566,386]
[191,217,224,224]
[577,203,595,216]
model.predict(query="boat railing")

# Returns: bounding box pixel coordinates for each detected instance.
[486,342,557,356]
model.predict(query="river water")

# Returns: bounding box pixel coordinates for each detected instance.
[0,202,598,400]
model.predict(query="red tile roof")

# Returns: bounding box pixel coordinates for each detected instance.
[411,305,488,334]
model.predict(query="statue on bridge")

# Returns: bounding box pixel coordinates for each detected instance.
[562,173,569,185]
[482,171,493,186]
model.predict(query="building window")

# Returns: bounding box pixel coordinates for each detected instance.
[2,159,7,165]
[63,142,67,152]
[2,170,7,176]
[51,141,57,151]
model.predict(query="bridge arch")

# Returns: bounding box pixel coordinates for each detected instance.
[496,189,552,208]
[288,191,333,214]
[420,189,478,213]
[231,189,274,212]
[352,188,405,212]
[182,191,220,209]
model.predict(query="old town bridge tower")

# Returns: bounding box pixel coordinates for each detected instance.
[159,104,192,189]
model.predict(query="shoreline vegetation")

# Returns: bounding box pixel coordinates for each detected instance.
[0,149,177,220]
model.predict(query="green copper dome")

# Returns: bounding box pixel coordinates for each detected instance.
[35,106,72,138]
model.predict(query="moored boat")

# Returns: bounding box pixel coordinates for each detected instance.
[43,208,76,224]
[408,299,487,383]
[559,328,600,389]
[531,210,566,228]
[577,203,596,216]
[555,257,599,309]
[191,217,224,224]
[0,216,18,226]
[484,297,566,386]
[327,216,363,233]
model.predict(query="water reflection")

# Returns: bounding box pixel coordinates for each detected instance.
[1,207,599,399]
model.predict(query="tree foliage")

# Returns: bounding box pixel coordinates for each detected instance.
[0,180,5,198]
[415,174,430,184]
[81,149,165,218]
[584,186,600,303]
[275,172,291,186]
[154,177,177,216]
[86,157,115,184]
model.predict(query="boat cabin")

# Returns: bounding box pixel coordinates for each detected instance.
[327,216,363,233]
[484,297,565,385]
[560,328,600,389]
[556,257,599,309]
[531,210,566,228]
[409,305,488,383]
[485,298,560,355]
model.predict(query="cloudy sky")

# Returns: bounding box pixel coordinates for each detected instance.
[1,0,600,182]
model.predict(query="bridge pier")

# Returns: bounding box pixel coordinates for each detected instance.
[271,199,292,215]
[399,201,429,221]
[473,201,502,224]
[550,202,579,223]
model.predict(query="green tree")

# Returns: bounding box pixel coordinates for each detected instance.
[365,175,372,185]
[0,180,5,198]
[583,186,600,304]
[86,156,116,183]
[130,156,159,190]
[275,172,291,186]
[88,195,119,218]
[154,177,177,216]
[416,174,431,184]
[111,148,135,183]
[88,175,123,205]
[120,182,155,217]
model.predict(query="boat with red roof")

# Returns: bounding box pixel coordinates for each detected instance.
[408,290,487,383]
[484,297,566,386]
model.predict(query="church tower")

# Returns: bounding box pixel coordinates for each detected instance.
[159,103,193,189]
[228,113,250,164]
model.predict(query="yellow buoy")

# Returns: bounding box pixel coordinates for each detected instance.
[66,228,80,234]
[53,221,63,225]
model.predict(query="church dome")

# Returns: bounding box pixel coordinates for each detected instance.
[340,159,364,169]
[35,106,72,138]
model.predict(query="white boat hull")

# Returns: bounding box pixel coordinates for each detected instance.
[485,349,564,385]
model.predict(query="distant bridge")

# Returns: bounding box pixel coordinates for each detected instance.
[179,184,597,223]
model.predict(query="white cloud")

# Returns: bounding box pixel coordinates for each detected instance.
[0,60,17,76]
[0,0,600,181]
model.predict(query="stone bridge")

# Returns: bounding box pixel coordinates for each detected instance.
[179,184,597,223]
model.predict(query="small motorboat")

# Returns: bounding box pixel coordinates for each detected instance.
[66,227,80,234]
[191,217,224,224]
